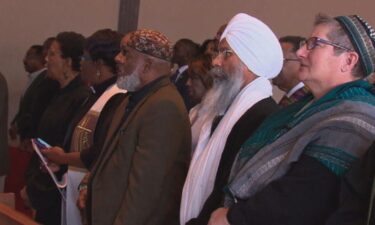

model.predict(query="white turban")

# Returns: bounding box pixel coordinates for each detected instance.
[221,13,283,79]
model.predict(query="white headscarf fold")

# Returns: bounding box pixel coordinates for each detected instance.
[221,13,283,79]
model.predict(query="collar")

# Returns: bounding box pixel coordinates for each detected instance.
[178,65,189,74]
[28,68,46,82]
[59,75,85,94]
[286,82,305,98]
[90,76,117,95]
[128,75,170,103]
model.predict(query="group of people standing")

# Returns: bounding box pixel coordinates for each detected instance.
[2,11,375,225]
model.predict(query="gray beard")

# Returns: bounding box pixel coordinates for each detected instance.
[197,66,244,125]
[116,69,141,91]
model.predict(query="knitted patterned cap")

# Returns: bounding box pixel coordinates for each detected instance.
[126,29,172,61]
[335,15,375,76]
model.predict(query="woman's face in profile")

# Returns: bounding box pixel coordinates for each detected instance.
[46,41,66,81]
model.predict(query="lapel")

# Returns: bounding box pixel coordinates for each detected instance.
[24,70,47,96]
[176,70,189,86]
[20,71,46,105]
[91,77,171,177]
[13,71,46,122]
[170,70,179,83]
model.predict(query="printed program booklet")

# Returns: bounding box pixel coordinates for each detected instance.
[31,138,67,189]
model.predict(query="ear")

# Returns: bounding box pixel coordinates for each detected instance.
[341,51,359,73]
[142,57,152,73]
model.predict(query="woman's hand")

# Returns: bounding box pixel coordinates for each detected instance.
[41,147,67,165]
[208,208,230,225]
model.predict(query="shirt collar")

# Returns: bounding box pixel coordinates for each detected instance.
[90,76,117,95]
[286,82,305,98]
[129,75,169,103]
[178,65,188,74]
[28,68,46,82]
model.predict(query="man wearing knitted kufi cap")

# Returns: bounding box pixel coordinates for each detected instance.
[87,29,191,225]
[208,13,375,225]
[181,13,282,225]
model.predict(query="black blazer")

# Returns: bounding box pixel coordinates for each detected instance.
[171,69,193,110]
[12,70,59,140]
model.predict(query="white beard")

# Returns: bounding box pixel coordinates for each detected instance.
[116,66,141,91]
[196,65,244,125]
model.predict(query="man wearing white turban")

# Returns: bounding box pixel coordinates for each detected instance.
[180,13,283,225]
[208,13,375,225]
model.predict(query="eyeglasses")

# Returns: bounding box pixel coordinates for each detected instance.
[47,50,62,57]
[80,55,92,62]
[300,37,353,51]
[215,48,234,59]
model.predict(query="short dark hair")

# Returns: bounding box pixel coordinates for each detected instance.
[30,45,44,56]
[188,54,213,89]
[85,29,122,74]
[56,31,85,72]
[28,45,45,64]
[174,39,200,60]
[200,39,215,54]
[279,36,306,52]
[43,37,56,56]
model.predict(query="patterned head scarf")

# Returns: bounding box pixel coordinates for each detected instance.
[220,13,283,79]
[335,15,375,76]
[126,29,172,61]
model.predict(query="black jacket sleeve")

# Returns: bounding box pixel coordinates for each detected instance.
[227,155,340,225]
[325,142,375,225]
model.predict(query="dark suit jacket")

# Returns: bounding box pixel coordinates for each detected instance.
[186,97,279,225]
[88,76,191,225]
[171,69,193,110]
[0,72,8,176]
[12,70,59,140]
[326,142,375,225]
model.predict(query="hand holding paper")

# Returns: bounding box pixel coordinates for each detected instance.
[31,138,67,189]
[42,146,67,165]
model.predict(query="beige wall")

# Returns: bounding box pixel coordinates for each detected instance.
[2,0,375,123]
[139,0,375,43]
[0,0,119,124]
[138,0,375,99]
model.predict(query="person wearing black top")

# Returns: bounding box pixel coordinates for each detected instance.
[23,31,89,225]
[9,44,59,143]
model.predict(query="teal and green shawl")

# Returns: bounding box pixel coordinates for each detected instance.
[225,80,375,205]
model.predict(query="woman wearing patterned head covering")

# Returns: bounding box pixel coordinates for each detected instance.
[208,14,375,225]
